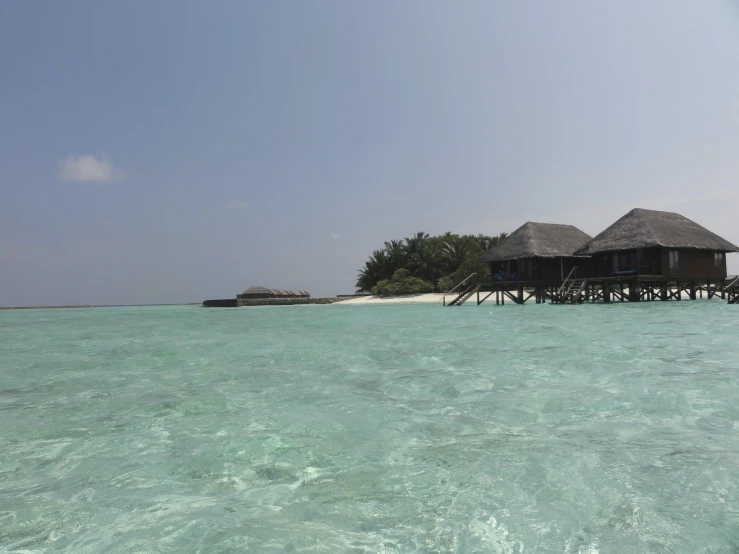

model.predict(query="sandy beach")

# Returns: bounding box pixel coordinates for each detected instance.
[337,293,449,305]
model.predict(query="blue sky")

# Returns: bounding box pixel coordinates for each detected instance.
[1,1,739,305]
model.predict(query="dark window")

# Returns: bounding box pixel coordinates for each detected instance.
[715,252,724,268]
[669,250,679,276]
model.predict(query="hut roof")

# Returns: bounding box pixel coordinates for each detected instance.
[479,222,592,263]
[241,285,272,295]
[239,286,312,298]
[574,208,739,255]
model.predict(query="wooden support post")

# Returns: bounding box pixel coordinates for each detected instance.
[477,290,480,305]
[676,281,681,301]
[479,291,494,306]
[690,282,696,301]
[660,284,667,301]
[517,286,524,305]
[628,280,639,302]
[496,290,499,305]
[603,282,610,303]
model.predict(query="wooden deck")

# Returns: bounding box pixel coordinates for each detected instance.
[465,276,739,306]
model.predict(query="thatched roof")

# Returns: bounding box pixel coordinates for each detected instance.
[239,286,310,298]
[241,285,271,295]
[574,208,739,255]
[479,222,592,263]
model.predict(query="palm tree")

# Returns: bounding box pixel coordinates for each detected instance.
[355,249,394,292]
[475,232,508,252]
[404,231,430,257]
[357,230,507,292]
[441,237,471,273]
[410,247,442,285]
[383,239,406,271]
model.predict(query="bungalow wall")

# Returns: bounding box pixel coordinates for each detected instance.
[488,257,584,283]
[659,248,726,280]
[591,248,727,280]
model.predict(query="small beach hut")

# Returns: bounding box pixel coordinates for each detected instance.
[479,222,592,282]
[238,287,311,299]
[573,208,739,280]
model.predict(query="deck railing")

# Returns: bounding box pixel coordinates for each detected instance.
[556,266,578,297]
[442,273,477,306]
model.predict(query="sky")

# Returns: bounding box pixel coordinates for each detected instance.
[1,1,739,305]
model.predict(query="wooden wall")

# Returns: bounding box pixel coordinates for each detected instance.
[660,248,727,280]
[487,257,583,283]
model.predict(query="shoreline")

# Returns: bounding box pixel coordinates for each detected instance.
[0,305,92,310]
[335,288,729,305]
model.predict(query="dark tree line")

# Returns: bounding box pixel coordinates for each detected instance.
[356,231,508,294]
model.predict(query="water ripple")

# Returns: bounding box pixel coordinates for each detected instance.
[1,302,739,552]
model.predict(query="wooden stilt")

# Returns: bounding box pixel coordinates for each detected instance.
[478,291,495,306]
[628,280,640,302]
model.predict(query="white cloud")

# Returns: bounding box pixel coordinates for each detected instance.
[226,200,250,210]
[58,153,125,183]
[384,192,405,202]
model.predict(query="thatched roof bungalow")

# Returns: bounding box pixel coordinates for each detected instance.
[238,286,310,300]
[574,208,738,280]
[479,222,592,282]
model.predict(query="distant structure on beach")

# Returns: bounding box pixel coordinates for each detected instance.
[238,286,310,300]
[203,286,345,307]
[444,208,739,306]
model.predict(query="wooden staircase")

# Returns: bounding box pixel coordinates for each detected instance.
[442,273,478,306]
[727,276,739,305]
[447,283,480,306]
[552,267,588,304]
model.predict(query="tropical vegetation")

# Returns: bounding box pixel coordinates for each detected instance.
[356,231,508,294]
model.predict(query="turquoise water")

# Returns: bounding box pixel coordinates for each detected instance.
[1,302,739,553]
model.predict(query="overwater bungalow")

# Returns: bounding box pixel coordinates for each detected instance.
[447,209,738,306]
[479,222,592,283]
[555,208,739,304]
[440,222,593,306]
[574,208,738,281]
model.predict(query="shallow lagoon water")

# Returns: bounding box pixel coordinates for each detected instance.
[1,302,738,553]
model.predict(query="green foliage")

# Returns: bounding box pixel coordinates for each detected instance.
[372,276,434,296]
[356,230,508,294]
